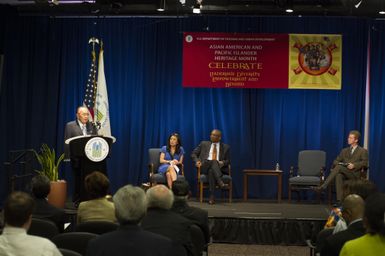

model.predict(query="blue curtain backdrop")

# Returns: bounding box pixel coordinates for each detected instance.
[1,14,379,204]
[369,21,385,192]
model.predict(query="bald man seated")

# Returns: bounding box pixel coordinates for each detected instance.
[141,185,193,256]
[321,194,366,256]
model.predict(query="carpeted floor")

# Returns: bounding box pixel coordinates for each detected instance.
[208,243,310,256]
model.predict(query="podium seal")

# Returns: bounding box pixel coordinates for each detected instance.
[84,137,109,162]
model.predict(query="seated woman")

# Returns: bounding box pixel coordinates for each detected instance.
[158,133,184,188]
[340,192,385,256]
[77,171,116,223]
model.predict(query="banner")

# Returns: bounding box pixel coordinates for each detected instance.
[182,32,342,90]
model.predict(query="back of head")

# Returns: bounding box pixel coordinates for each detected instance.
[4,191,35,227]
[113,185,147,225]
[364,192,385,236]
[31,175,51,199]
[85,171,110,199]
[344,179,378,200]
[342,194,365,223]
[172,180,190,199]
[146,185,174,210]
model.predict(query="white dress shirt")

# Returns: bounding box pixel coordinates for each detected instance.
[208,143,220,161]
[0,226,62,256]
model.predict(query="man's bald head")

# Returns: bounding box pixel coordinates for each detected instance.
[146,185,174,210]
[342,194,365,224]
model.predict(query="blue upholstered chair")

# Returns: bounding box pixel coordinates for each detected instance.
[197,165,232,203]
[148,148,185,186]
[288,150,326,202]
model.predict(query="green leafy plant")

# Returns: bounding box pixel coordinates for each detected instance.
[34,144,65,181]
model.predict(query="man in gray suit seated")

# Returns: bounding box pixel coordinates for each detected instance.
[191,129,231,204]
[315,130,368,203]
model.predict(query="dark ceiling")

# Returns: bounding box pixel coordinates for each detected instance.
[1,0,385,17]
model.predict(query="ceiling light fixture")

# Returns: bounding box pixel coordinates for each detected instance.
[285,0,293,13]
[193,0,202,14]
[157,0,166,12]
[355,0,363,9]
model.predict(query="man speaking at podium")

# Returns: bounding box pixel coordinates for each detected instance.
[64,106,98,205]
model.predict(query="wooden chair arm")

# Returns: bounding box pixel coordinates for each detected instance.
[148,163,155,177]
[289,166,295,177]
[197,165,201,178]
[320,166,325,184]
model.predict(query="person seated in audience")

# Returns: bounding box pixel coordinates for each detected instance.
[141,185,193,256]
[316,179,377,254]
[340,192,385,256]
[0,191,62,256]
[158,133,184,188]
[171,180,210,243]
[77,171,116,223]
[86,185,175,256]
[31,175,67,232]
[332,179,377,234]
[321,194,365,256]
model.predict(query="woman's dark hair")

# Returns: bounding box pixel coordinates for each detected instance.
[85,171,110,199]
[364,192,385,236]
[166,133,182,155]
[31,175,51,199]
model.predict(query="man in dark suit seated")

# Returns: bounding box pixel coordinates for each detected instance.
[315,130,368,203]
[321,194,365,256]
[31,175,67,232]
[191,129,231,204]
[141,185,193,256]
[64,106,98,205]
[86,185,175,256]
[171,180,210,244]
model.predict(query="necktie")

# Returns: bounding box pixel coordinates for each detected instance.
[82,125,87,136]
[212,143,217,161]
[350,147,354,155]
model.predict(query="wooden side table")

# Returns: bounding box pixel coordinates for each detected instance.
[243,169,283,203]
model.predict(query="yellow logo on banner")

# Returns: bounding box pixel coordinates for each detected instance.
[289,34,342,90]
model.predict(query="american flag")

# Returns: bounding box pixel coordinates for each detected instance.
[83,52,97,120]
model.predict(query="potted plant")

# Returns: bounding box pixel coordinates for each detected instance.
[34,144,66,208]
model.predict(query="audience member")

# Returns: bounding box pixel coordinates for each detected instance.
[321,194,365,256]
[31,175,67,232]
[141,184,193,256]
[0,191,62,256]
[77,171,116,223]
[86,185,174,256]
[171,180,210,243]
[340,193,385,256]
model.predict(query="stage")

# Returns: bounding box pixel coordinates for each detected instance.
[189,200,329,245]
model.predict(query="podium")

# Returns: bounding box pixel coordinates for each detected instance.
[65,135,116,202]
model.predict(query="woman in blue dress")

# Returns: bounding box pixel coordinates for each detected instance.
[158,133,184,188]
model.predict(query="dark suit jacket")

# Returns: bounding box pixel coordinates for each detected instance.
[333,146,368,172]
[171,199,210,243]
[321,220,365,256]
[191,141,231,174]
[64,119,98,158]
[141,208,193,256]
[32,198,67,232]
[86,224,175,256]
